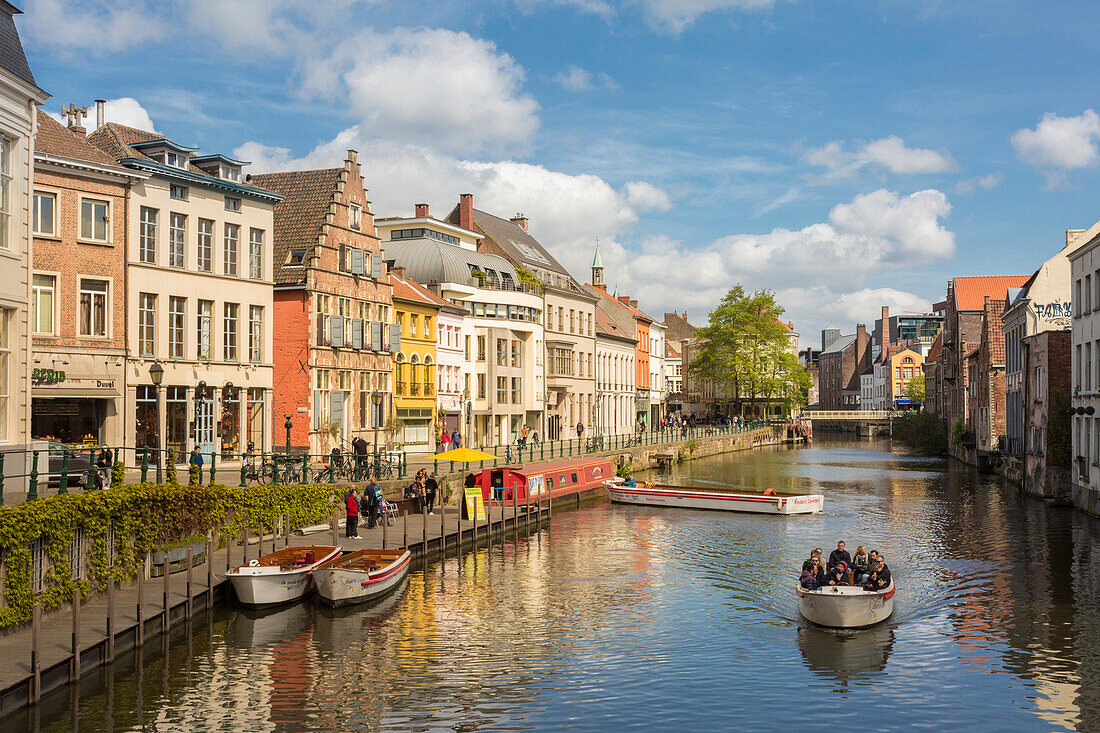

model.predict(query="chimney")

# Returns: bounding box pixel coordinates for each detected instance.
[415,203,429,218]
[630,299,638,308]
[95,99,105,130]
[459,193,473,231]
[879,305,889,359]
[618,295,631,305]
[510,213,529,232]
[390,266,406,280]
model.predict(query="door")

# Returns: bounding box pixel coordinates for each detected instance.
[196,398,216,456]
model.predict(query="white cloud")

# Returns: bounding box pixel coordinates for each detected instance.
[803,136,957,178]
[955,172,1003,194]
[45,97,157,133]
[828,188,955,261]
[23,0,166,54]
[554,66,620,92]
[1012,110,1100,172]
[297,27,539,155]
[634,0,780,33]
[623,181,672,212]
[182,0,297,53]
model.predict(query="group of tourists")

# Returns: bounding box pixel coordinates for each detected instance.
[344,477,391,539]
[405,468,439,514]
[439,429,462,451]
[799,541,892,592]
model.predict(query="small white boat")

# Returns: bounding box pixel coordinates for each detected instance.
[796,582,895,628]
[603,478,824,515]
[314,549,412,607]
[227,545,341,607]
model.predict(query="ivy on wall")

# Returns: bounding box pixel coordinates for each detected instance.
[0,482,342,628]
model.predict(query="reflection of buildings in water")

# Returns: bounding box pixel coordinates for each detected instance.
[797,625,894,687]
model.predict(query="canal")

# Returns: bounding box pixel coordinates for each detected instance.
[13,437,1100,731]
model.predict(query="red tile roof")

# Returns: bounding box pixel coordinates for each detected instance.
[248,168,343,284]
[36,114,129,169]
[925,333,942,364]
[666,342,680,359]
[952,275,1030,311]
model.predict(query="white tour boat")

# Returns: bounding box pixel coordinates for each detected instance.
[314,549,412,607]
[603,478,824,515]
[227,545,341,607]
[796,581,895,628]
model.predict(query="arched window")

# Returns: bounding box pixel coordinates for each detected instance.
[396,353,406,394]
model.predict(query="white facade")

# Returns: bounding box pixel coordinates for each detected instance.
[596,332,635,436]
[1069,221,1100,507]
[435,305,465,435]
[860,370,875,411]
[649,320,667,424]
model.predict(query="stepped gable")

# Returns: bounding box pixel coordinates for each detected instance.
[248,168,343,284]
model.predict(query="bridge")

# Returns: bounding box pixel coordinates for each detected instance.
[803,410,895,423]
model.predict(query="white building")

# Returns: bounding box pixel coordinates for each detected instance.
[88,124,281,462]
[860,367,875,411]
[377,214,545,448]
[595,305,636,437]
[1068,219,1100,512]
[434,293,466,438]
[649,319,667,425]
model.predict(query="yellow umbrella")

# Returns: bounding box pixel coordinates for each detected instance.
[428,447,498,463]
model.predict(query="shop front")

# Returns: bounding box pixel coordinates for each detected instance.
[396,407,433,453]
[31,356,124,448]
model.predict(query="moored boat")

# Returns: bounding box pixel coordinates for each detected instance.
[796,581,895,628]
[314,549,412,607]
[227,545,341,607]
[602,478,824,515]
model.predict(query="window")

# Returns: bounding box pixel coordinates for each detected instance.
[1088,275,1093,314]
[477,336,486,362]
[496,338,507,366]
[478,374,486,399]
[32,274,55,334]
[33,191,56,235]
[512,377,521,403]
[1077,280,1083,317]
[197,300,213,360]
[497,376,507,404]
[140,207,157,264]
[169,213,186,268]
[197,218,213,272]
[224,303,239,361]
[570,309,575,333]
[225,196,241,212]
[410,314,419,338]
[139,293,156,356]
[0,309,8,440]
[249,228,264,279]
[511,339,522,367]
[80,198,109,242]
[287,249,305,265]
[425,316,433,339]
[249,305,263,362]
[0,137,10,249]
[170,184,188,201]
[168,296,185,358]
[78,278,108,337]
[349,203,362,230]
[223,222,239,276]
[465,335,470,360]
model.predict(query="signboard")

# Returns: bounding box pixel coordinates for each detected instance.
[528,474,545,497]
[464,485,486,521]
[31,368,66,385]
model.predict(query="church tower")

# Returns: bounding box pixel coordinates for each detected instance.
[591,240,604,288]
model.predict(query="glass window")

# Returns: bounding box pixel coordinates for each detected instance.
[168,296,185,358]
[169,212,186,268]
[138,293,156,356]
[477,373,486,399]
[512,377,521,403]
[349,204,361,230]
[170,184,188,201]
[496,338,507,366]
[80,198,109,241]
[496,376,507,404]
[248,388,265,449]
[511,339,522,367]
[249,305,263,362]
[33,191,55,236]
[225,196,241,212]
[197,218,213,272]
[249,228,264,279]
[223,222,239,276]
[78,278,108,337]
[0,137,10,249]
[0,309,8,441]
[140,207,157,264]
[197,299,213,360]
[224,303,239,361]
[32,274,55,334]
[477,336,486,362]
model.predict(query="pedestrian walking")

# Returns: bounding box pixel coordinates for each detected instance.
[452,429,461,449]
[441,428,451,452]
[576,421,585,439]
[94,444,113,490]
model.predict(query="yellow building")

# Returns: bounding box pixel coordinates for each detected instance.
[390,271,441,452]
[889,347,924,407]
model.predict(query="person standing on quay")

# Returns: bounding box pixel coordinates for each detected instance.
[452,429,461,449]
[346,487,361,539]
[576,422,585,440]
[441,428,451,453]
[425,473,439,515]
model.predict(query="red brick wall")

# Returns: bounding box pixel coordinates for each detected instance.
[273,288,311,447]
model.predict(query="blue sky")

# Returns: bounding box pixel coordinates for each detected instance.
[20,0,1100,344]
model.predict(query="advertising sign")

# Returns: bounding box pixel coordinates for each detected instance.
[464,485,486,521]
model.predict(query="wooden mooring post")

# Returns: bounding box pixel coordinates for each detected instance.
[162,559,170,630]
[106,577,115,661]
[403,511,408,549]
[136,568,145,647]
[71,586,80,682]
[186,548,194,619]
[31,602,40,705]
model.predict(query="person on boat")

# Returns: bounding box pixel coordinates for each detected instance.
[346,488,362,540]
[828,541,852,570]
[851,545,871,583]
[862,556,892,592]
[799,562,818,590]
[622,472,637,488]
[823,561,850,586]
[424,473,439,515]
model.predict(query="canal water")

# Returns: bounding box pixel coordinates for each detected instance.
[16,438,1100,731]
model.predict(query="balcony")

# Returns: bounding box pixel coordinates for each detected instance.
[423,383,434,396]
[396,381,407,396]
[410,382,421,396]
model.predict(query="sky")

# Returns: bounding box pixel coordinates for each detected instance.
[19,0,1100,347]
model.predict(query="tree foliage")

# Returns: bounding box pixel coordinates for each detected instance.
[688,285,811,412]
[904,373,926,404]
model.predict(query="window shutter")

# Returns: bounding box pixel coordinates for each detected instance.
[313,390,322,430]
[330,390,344,427]
[351,248,366,275]
[371,254,384,280]
[388,323,401,353]
[330,315,344,347]
[371,320,383,351]
[352,319,364,349]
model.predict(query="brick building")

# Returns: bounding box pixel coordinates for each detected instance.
[1022,329,1071,499]
[249,151,394,454]
[817,324,870,410]
[969,295,1008,460]
[30,111,143,446]
[922,333,944,417]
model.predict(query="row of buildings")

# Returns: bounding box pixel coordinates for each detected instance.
[0,5,718,465]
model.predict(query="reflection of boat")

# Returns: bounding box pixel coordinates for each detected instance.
[227,545,341,607]
[315,549,411,607]
[797,625,895,681]
[315,577,410,626]
[796,582,895,627]
[603,478,824,515]
[226,601,315,648]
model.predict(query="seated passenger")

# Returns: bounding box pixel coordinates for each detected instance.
[828,541,852,570]
[851,545,870,583]
[823,561,849,586]
[623,473,637,487]
[799,565,818,590]
[862,556,892,591]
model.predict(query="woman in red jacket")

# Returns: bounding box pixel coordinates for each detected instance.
[346,487,361,539]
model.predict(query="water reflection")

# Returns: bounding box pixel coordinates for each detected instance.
[797,624,894,687]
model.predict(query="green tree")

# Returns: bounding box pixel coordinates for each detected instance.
[688,285,811,414]
[904,373,925,404]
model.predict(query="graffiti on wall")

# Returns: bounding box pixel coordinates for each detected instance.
[1035,301,1071,326]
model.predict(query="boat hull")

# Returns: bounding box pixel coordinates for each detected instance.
[604,481,823,515]
[228,546,341,607]
[796,583,895,628]
[315,551,412,607]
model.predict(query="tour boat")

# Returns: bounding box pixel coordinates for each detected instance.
[602,478,824,515]
[227,545,341,607]
[796,581,895,628]
[314,549,412,607]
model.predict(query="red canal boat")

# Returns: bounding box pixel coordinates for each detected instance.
[472,456,614,507]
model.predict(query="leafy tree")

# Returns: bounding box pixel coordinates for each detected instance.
[688,285,811,414]
[904,374,925,404]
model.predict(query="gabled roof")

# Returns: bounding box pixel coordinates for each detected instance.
[390,272,467,315]
[821,333,856,355]
[451,205,571,277]
[666,341,680,359]
[952,275,1030,311]
[247,168,342,285]
[925,333,943,364]
[35,113,130,170]
[595,303,636,344]
[0,4,39,92]
[583,284,655,324]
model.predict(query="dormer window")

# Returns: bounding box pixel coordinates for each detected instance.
[166,152,187,168]
[287,249,306,265]
[222,165,240,181]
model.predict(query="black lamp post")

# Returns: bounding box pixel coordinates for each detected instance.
[371,393,383,455]
[284,414,293,454]
[149,361,164,484]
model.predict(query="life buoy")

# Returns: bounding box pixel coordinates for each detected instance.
[763,488,776,496]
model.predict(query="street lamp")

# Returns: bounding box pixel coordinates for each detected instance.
[149,361,164,484]
[284,414,293,454]
[371,393,383,453]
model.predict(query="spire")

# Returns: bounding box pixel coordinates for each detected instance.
[591,237,604,287]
